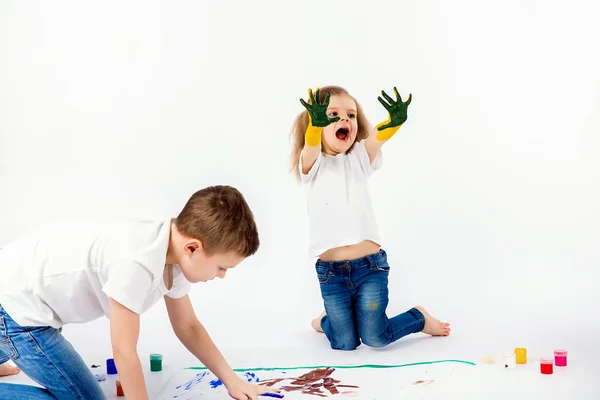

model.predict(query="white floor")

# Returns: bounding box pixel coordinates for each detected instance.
[2,328,599,399]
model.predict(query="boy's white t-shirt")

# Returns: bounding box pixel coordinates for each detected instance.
[0,219,191,328]
[300,139,383,258]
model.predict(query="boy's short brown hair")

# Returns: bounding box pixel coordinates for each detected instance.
[175,185,259,257]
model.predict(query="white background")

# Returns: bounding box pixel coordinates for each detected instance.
[1,1,599,396]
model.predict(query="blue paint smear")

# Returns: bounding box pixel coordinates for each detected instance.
[244,372,259,383]
[176,371,209,390]
[173,370,265,397]
[208,372,259,389]
[209,378,223,388]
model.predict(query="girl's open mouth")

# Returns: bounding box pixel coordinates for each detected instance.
[335,127,349,141]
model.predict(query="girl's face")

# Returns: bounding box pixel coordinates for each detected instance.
[320,94,359,155]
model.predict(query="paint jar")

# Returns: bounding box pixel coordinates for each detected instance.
[150,353,163,372]
[116,380,124,396]
[514,348,527,364]
[106,358,117,375]
[94,373,106,382]
[540,357,553,374]
[554,349,567,366]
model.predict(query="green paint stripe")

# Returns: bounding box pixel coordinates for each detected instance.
[185,359,476,372]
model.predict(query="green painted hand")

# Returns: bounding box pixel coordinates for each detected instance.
[376,87,412,130]
[299,88,341,127]
[375,87,412,141]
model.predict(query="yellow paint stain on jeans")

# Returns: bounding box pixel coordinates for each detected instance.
[367,302,378,310]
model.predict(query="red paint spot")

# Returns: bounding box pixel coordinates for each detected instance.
[412,379,435,386]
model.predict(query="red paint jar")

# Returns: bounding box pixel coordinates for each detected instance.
[116,380,124,396]
[540,358,553,374]
[554,349,567,367]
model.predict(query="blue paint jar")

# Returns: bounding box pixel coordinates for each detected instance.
[106,358,118,375]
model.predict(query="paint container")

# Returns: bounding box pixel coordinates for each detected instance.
[514,348,527,364]
[94,373,106,382]
[150,353,163,372]
[116,380,124,396]
[106,358,117,375]
[554,349,567,367]
[540,357,553,374]
[504,353,516,369]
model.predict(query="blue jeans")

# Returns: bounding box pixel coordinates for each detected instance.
[316,249,425,350]
[0,304,106,399]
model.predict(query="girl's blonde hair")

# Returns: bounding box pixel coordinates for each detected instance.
[289,85,371,181]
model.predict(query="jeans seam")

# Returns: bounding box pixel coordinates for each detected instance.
[25,331,89,400]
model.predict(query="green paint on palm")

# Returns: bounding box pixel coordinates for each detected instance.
[185,359,476,372]
[377,87,412,130]
[299,88,340,127]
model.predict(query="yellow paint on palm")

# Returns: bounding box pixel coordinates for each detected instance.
[305,115,323,147]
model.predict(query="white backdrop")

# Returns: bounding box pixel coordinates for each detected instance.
[1,0,599,370]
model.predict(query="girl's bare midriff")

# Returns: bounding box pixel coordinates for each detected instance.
[318,240,381,262]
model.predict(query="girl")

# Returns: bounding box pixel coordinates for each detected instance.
[290,86,451,350]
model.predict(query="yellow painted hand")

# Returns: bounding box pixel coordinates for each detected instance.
[299,88,340,147]
[375,87,412,141]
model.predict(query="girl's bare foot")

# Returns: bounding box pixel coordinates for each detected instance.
[415,306,451,336]
[311,310,326,333]
[0,362,20,377]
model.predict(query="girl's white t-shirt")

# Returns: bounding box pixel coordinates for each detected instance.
[0,219,190,328]
[300,140,383,258]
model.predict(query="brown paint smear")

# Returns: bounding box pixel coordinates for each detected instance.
[259,368,359,397]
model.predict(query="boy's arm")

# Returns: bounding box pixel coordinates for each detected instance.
[108,297,149,400]
[164,294,278,400]
[164,294,237,383]
[299,88,340,174]
[365,87,412,163]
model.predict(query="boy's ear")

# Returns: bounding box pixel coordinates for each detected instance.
[184,239,203,255]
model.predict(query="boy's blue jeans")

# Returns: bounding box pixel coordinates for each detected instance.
[0,304,106,399]
[316,249,425,350]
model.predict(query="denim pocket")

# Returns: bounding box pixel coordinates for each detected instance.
[0,316,19,362]
[316,265,332,284]
[373,260,390,273]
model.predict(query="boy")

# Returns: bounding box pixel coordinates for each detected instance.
[0,185,279,400]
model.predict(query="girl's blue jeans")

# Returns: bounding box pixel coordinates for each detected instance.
[0,304,106,399]
[316,249,425,350]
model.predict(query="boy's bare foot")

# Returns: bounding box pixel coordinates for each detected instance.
[311,310,326,333]
[415,306,451,336]
[0,362,20,377]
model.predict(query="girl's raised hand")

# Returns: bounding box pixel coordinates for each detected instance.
[375,87,412,141]
[299,88,340,127]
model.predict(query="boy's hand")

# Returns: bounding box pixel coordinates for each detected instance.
[375,87,412,141]
[226,377,281,400]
